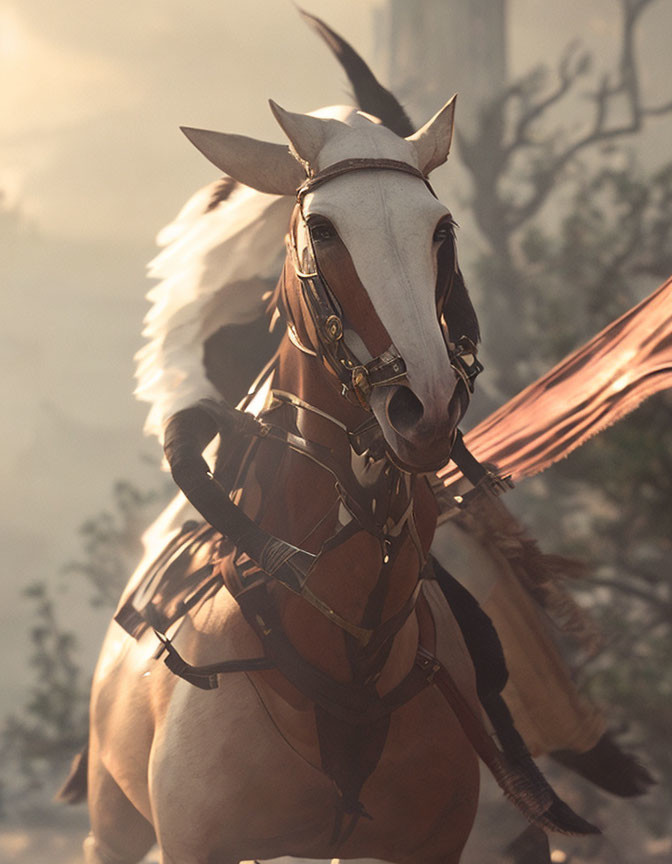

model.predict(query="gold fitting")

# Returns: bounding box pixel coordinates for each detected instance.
[351,365,371,405]
[325,315,343,342]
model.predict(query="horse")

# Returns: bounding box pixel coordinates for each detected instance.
[67,13,608,864]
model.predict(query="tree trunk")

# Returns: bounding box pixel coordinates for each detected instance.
[372,0,507,135]
[372,0,510,405]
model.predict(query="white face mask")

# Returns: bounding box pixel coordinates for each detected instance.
[301,171,460,433]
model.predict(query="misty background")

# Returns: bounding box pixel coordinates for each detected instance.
[2,1,672,862]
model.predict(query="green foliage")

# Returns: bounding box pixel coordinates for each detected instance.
[1,478,171,811]
[520,160,672,357]
[0,583,89,805]
[459,6,672,834]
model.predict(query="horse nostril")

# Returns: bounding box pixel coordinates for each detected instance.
[386,386,424,437]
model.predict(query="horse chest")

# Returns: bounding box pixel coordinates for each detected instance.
[239,426,436,562]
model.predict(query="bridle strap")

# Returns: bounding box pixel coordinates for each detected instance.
[284,257,408,409]
[289,158,438,408]
[288,155,482,409]
[297,158,436,201]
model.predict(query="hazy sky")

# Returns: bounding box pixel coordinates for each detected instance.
[3,0,670,244]
[1,1,379,244]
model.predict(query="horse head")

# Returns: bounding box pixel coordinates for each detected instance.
[181,98,480,472]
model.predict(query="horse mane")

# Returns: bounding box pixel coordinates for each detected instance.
[135,180,293,441]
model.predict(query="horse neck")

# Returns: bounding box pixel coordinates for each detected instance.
[251,333,430,688]
[268,250,370,433]
[272,331,369,432]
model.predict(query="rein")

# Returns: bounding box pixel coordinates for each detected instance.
[152,158,523,835]
[159,158,506,676]
[135,138,597,847]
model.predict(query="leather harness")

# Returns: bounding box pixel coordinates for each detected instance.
[155,154,512,721]
[158,157,495,660]
[150,157,531,839]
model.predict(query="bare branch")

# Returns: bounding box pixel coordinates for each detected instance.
[645,99,672,116]
[582,575,672,616]
[465,0,672,247]
[504,42,590,158]
[554,0,665,157]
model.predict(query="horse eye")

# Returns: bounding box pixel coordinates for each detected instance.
[433,222,452,243]
[310,222,336,242]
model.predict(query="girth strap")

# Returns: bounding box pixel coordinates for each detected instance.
[154,629,273,690]
[154,581,430,723]
[153,609,594,835]
[240,577,429,723]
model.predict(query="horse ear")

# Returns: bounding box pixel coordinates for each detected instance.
[180,127,306,195]
[406,95,457,175]
[269,100,341,170]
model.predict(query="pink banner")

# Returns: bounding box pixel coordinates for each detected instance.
[437,276,672,488]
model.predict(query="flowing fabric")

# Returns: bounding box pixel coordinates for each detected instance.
[437,276,672,489]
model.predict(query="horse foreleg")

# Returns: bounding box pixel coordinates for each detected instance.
[86,752,156,864]
[83,834,148,864]
[156,851,240,864]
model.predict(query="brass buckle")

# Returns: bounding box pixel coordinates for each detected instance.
[449,336,484,393]
[484,469,514,496]
[324,314,343,342]
[351,365,372,406]
[416,645,441,682]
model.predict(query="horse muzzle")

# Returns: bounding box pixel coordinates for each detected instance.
[371,380,468,473]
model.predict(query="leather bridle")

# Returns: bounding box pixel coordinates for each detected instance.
[154,159,515,809]
[284,157,483,409]
[160,158,506,667]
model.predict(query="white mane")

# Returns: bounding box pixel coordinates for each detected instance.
[134,179,294,442]
[133,105,374,445]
